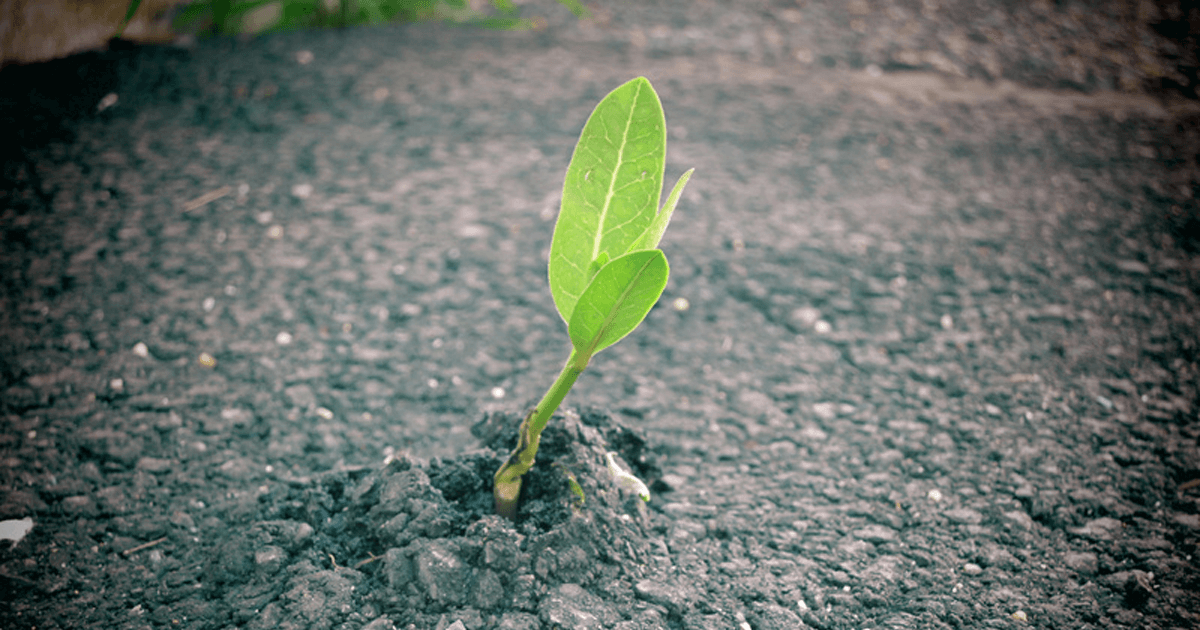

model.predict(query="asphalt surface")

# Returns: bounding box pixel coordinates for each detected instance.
[2,2,1199,629]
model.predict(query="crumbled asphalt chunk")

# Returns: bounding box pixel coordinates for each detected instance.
[539,583,620,630]
[1124,570,1155,610]
[749,601,805,630]
[633,578,692,614]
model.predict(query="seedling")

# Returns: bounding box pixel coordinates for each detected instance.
[493,76,694,519]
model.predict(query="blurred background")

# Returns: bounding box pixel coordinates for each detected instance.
[2,0,1198,99]
[0,0,585,66]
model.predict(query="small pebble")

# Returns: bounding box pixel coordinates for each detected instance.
[791,306,821,327]
[0,518,34,543]
[132,342,149,358]
[97,93,118,111]
[962,563,983,576]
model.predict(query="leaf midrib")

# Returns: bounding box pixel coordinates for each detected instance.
[592,80,643,262]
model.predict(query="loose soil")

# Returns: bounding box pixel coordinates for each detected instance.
[2,2,1199,629]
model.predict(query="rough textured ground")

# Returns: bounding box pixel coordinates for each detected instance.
[2,2,1199,629]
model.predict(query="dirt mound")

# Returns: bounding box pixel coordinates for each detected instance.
[199,409,661,629]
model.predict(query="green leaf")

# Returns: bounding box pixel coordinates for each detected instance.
[568,249,669,360]
[549,76,666,323]
[116,0,143,38]
[629,168,693,252]
[586,251,610,281]
[553,0,589,18]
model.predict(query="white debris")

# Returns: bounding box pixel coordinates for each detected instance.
[0,518,33,544]
[606,452,650,503]
[97,93,118,112]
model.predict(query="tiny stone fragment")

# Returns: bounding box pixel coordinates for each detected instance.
[413,539,468,605]
[540,583,617,630]
[1071,517,1124,541]
[362,617,395,630]
[0,518,34,543]
[136,457,174,474]
[635,579,690,614]
[749,601,803,629]
[1124,571,1153,609]
[943,508,982,524]
[1062,551,1098,575]
[852,524,897,543]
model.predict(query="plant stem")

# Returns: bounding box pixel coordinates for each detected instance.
[493,348,587,519]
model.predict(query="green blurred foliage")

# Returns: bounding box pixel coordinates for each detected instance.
[165,0,589,34]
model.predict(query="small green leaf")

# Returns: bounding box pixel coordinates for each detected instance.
[587,251,610,281]
[550,77,666,323]
[553,0,589,18]
[629,168,693,252]
[568,249,668,359]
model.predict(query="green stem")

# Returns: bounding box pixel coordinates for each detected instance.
[493,348,588,519]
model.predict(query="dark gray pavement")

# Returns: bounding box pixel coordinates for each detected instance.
[2,2,1199,628]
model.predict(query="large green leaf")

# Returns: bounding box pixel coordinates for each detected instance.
[568,249,669,360]
[549,77,666,323]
